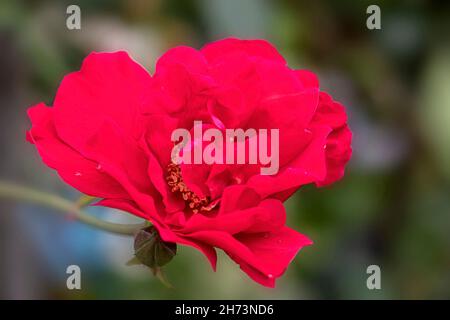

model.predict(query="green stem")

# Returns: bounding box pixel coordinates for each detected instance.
[0,181,146,235]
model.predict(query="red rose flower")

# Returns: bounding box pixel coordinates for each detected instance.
[27,38,352,287]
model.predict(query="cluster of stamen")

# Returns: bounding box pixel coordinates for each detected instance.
[166,162,213,214]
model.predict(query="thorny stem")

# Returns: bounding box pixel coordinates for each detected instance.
[0,181,146,235]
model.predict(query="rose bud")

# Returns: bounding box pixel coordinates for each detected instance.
[133,226,177,268]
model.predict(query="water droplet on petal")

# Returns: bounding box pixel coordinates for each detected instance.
[74,172,82,176]
[268,274,273,279]
[304,128,312,134]
[96,164,102,171]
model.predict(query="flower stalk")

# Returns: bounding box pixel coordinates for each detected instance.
[0,180,146,235]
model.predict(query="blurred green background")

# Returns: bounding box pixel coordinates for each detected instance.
[0,0,449,299]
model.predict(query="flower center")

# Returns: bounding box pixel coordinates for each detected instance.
[166,162,214,214]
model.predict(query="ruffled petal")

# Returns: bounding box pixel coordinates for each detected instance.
[53,51,151,151]
[201,38,286,65]
[181,226,312,287]
[312,92,352,186]
[82,120,162,222]
[181,186,285,234]
[27,103,129,199]
[247,125,331,198]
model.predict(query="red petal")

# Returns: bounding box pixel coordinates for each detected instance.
[53,51,151,152]
[181,226,312,287]
[27,103,128,199]
[201,38,286,65]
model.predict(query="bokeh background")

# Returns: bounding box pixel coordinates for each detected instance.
[0,0,449,299]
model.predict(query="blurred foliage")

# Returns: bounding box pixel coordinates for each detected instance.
[0,0,449,299]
